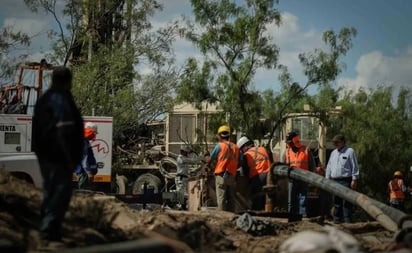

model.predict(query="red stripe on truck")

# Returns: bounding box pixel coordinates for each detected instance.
[84,119,113,123]
[16,117,112,123]
[17,118,32,121]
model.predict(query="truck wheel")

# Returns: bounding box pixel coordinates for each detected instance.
[115,174,128,194]
[10,172,34,185]
[132,173,162,194]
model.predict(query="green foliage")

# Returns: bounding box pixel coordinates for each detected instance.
[338,87,412,202]
[0,27,31,79]
[177,0,357,147]
[26,0,178,144]
[71,47,136,123]
[178,0,281,139]
[71,45,177,145]
[24,0,76,65]
[300,28,357,85]
[177,58,217,109]
[23,1,178,182]
[265,28,356,147]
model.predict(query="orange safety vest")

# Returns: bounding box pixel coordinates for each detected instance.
[285,146,309,170]
[389,178,405,199]
[214,141,239,176]
[245,146,271,178]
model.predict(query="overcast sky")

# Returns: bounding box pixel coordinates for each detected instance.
[1,0,412,95]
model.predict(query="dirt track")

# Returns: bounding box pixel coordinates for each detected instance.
[0,170,406,252]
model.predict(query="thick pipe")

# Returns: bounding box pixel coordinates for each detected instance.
[271,164,405,232]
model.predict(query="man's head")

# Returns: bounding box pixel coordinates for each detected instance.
[84,122,98,141]
[286,131,302,148]
[51,66,73,91]
[237,136,254,152]
[394,170,403,178]
[217,125,230,140]
[332,134,345,149]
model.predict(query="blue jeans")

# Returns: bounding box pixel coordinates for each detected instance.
[39,161,73,240]
[333,178,352,223]
[288,180,307,216]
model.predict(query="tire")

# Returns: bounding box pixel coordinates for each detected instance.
[159,156,202,179]
[159,157,177,179]
[10,172,34,185]
[132,173,162,194]
[115,174,128,194]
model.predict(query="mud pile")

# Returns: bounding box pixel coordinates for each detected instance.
[0,170,400,252]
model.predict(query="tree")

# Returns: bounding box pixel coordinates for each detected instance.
[178,0,281,138]
[265,28,357,147]
[178,0,357,144]
[177,59,217,109]
[338,86,412,202]
[24,0,79,66]
[24,0,179,144]
[0,27,31,80]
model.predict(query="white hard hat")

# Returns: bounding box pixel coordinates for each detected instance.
[237,136,252,149]
[85,122,98,133]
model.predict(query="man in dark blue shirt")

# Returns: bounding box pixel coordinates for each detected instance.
[32,66,83,242]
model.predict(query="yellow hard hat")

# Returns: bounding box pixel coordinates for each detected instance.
[217,125,230,135]
[394,171,402,177]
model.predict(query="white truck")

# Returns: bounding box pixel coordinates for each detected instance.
[0,62,115,190]
[0,114,113,189]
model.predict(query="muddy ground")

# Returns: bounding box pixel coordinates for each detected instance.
[0,170,407,253]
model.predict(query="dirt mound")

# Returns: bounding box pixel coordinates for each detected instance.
[0,170,401,252]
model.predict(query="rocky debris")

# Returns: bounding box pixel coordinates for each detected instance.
[234,212,277,236]
[0,169,405,252]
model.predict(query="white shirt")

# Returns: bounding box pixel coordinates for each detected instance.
[326,146,359,180]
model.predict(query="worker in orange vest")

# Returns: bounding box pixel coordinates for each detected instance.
[237,136,272,210]
[75,122,98,189]
[205,125,241,212]
[282,131,315,217]
[388,170,407,210]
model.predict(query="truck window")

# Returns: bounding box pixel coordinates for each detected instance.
[291,117,318,140]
